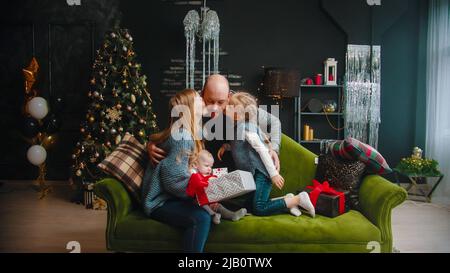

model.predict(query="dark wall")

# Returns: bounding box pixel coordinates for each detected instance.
[0,0,427,180]
[0,0,121,180]
[120,0,347,133]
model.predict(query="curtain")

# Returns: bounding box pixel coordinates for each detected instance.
[426,0,450,204]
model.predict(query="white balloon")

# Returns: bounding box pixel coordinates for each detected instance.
[27,97,49,120]
[27,145,47,166]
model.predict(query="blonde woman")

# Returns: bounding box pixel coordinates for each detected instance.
[141,89,210,253]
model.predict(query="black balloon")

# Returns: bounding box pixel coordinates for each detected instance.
[51,96,65,114]
[44,115,62,134]
[23,117,39,138]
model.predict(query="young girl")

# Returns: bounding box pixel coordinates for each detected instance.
[218,92,315,217]
[187,149,247,224]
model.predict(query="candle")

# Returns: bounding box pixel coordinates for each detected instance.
[309,128,314,141]
[303,125,310,141]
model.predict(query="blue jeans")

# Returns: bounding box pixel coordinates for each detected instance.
[150,199,211,253]
[251,169,287,216]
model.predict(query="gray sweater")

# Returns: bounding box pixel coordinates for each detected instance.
[141,129,194,216]
[230,122,273,179]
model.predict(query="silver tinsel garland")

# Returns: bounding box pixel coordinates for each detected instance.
[345,45,381,148]
[183,10,200,89]
[184,2,220,89]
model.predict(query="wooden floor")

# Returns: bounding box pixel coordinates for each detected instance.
[0,181,108,253]
[0,181,449,253]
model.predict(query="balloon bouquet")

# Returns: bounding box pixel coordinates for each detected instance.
[21,57,63,199]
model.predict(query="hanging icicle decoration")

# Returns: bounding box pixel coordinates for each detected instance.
[200,9,220,86]
[345,44,382,148]
[183,10,200,89]
[369,45,381,148]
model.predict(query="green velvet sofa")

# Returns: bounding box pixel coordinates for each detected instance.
[94,134,407,253]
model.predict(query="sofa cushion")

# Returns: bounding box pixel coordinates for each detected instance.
[114,210,381,249]
[329,137,392,175]
[315,153,366,210]
[98,133,147,203]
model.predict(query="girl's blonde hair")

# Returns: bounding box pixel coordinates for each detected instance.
[150,89,203,157]
[229,91,273,148]
[228,91,258,122]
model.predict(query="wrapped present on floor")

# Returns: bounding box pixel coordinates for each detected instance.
[302,180,350,218]
[83,183,95,209]
[212,167,228,177]
[199,170,256,206]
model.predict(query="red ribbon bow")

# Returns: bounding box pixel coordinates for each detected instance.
[306,180,346,215]
[186,173,217,206]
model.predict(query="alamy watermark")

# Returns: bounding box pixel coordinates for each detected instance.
[170,103,280,142]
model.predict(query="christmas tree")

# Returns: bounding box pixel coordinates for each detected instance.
[72,28,158,185]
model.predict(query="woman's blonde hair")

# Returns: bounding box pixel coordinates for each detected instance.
[228,91,259,122]
[150,89,203,156]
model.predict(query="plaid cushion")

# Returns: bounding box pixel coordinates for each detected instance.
[329,137,392,175]
[98,133,148,202]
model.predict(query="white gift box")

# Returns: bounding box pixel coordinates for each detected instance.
[212,167,228,177]
[203,170,256,204]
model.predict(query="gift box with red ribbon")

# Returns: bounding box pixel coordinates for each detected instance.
[187,170,256,206]
[302,180,350,218]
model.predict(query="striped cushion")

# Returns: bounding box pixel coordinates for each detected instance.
[98,133,148,203]
[329,137,392,175]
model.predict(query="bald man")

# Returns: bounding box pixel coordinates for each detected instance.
[147,74,282,171]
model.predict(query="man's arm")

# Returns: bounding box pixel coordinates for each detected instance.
[147,141,167,166]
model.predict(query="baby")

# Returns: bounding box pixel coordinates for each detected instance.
[186,149,247,224]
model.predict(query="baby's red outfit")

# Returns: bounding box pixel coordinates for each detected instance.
[186,172,217,206]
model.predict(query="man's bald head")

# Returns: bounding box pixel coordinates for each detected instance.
[201,74,231,114]
[202,74,230,95]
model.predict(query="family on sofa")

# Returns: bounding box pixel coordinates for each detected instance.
[142,75,316,253]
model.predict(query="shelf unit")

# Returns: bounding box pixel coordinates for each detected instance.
[294,85,345,152]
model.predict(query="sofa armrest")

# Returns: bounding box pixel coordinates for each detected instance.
[359,175,407,252]
[276,134,318,197]
[94,178,133,222]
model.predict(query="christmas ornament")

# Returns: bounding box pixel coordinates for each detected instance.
[115,135,122,145]
[110,128,117,134]
[106,106,122,123]
[131,94,136,103]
